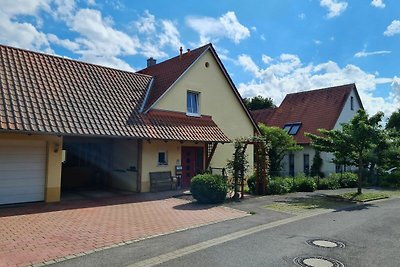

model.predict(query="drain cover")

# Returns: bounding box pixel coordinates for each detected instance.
[306,239,345,248]
[294,256,344,267]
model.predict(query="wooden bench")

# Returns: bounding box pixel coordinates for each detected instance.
[150,171,177,192]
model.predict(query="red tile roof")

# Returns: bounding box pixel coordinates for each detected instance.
[141,110,230,142]
[0,44,230,142]
[250,108,277,125]
[138,44,210,111]
[252,84,361,144]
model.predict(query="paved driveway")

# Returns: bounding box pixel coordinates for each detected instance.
[0,191,246,267]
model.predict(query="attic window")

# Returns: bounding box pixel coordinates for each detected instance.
[283,123,302,135]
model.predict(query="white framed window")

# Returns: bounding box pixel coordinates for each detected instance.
[187,91,200,116]
[158,151,168,165]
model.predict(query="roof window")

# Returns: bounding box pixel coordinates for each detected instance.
[283,122,302,135]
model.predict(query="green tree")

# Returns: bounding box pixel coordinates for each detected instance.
[243,95,276,110]
[306,109,384,194]
[387,108,400,131]
[259,124,302,176]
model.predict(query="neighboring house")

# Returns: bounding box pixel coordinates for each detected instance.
[252,84,363,177]
[0,43,257,205]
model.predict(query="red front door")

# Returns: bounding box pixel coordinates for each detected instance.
[181,146,204,187]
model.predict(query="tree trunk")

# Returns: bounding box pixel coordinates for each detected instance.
[357,157,363,195]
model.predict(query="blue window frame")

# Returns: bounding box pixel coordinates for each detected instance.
[187,91,199,115]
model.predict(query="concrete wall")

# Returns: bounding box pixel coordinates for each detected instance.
[110,139,139,192]
[141,140,204,192]
[153,50,255,176]
[0,132,63,203]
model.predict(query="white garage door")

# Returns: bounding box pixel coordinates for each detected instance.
[0,140,46,205]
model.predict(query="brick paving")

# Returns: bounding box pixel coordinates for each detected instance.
[0,192,246,267]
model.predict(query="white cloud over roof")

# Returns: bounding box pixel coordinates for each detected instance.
[186,11,250,44]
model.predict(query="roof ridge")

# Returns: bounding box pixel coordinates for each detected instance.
[138,43,211,72]
[0,43,149,77]
[285,83,355,97]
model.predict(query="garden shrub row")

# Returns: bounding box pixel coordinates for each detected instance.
[247,172,358,195]
[378,170,400,188]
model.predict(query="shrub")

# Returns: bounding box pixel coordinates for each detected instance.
[316,176,340,190]
[292,176,317,192]
[247,174,256,194]
[190,174,228,204]
[378,171,400,188]
[338,172,358,188]
[266,177,292,195]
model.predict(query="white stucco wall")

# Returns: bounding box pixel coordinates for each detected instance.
[281,88,362,177]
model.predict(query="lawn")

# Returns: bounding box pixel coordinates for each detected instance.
[336,192,389,202]
[264,196,350,214]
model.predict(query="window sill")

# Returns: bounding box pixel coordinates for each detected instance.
[157,163,168,166]
[186,112,201,117]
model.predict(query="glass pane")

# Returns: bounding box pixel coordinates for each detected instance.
[187,93,192,113]
[192,94,198,114]
[283,125,291,132]
[289,124,300,135]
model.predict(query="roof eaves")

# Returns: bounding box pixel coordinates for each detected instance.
[140,77,155,113]
[143,46,211,113]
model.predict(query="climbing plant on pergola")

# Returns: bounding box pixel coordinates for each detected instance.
[227,136,270,199]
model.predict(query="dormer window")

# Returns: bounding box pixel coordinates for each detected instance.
[283,122,302,135]
[187,91,200,116]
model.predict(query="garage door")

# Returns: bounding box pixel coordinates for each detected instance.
[0,140,46,205]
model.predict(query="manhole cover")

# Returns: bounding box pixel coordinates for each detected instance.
[306,239,345,248]
[294,256,344,267]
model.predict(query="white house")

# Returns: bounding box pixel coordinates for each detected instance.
[251,84,363,177]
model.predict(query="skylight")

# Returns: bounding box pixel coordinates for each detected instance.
[283,123,302,135]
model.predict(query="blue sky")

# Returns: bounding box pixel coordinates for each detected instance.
[1,0,399,117]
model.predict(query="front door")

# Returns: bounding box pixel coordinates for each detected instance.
[181,146,204,187]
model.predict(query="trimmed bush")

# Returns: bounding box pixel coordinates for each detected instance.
[338,172,358,188]
[316,176,340,190]
[190,174,228,204]
[266,177,292,195]
[378,171,400,188]
[292,176,317,192]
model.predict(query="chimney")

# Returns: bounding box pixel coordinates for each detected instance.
[147,57,156,67]
[179,47,183,60]
[187,48,191,55]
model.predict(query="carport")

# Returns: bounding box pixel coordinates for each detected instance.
[61,136,142,196]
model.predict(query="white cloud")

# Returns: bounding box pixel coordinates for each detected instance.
[0,0,52,52]
[384,20,400,36]
[186,11,250,44]
[70,9,139,57]
[131,10,183,59]
[260,34,266,41]
[314,40,322,45]
[262,54,273,65]
[320,0,348,18]
[158,20,183,50]
[237,53,398,116]
[371,0,385,8]
[134,10,156,34]
[354,50,391,58]
[298,13,306,20]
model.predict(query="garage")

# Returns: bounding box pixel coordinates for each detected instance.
[0,139,46,205]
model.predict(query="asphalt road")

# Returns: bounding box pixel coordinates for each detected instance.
[157,198,400,267]
[53,197,400,267]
